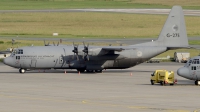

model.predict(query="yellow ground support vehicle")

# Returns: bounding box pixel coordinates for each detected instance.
[150,70,176,86]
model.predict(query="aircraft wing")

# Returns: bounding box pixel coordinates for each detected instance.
[102,48,125,52]
[0,51,11,54]
[102,47,132,52]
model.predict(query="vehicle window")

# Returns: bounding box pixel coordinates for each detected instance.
[194,66,196,70]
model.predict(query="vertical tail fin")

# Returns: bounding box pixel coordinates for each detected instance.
[157,6,189,47]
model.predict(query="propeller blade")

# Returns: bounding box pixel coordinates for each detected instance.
[87,55,89,61]
[73,53,75,59]
[63,48,66,56]
[76,55,79,61]
[44,40,46,46]
[82,52,85,59]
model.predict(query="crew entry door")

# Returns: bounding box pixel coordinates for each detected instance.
[191,66,197,80]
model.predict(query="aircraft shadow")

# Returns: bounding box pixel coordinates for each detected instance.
[138,80,197,86]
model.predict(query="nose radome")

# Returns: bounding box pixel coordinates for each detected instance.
[3,57,11,66]
[3,58,7,64]
[177,67,189,78]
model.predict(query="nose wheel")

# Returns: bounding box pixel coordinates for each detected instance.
[19,68,26,73]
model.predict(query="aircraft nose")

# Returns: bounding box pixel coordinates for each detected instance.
[3,57,11,66]
[177,67,189,78]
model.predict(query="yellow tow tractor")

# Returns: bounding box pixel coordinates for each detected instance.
[150,70,177,86]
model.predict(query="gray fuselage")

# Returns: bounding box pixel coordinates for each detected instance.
[4,45,166,71]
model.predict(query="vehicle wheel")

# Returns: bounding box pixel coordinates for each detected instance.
[150,80,154,85]
[160,81,163,85]
[19,68,26,74]
[170,83,174,86]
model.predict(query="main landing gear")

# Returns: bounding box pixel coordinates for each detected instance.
[77,69,103,73]
[19,68,26,73]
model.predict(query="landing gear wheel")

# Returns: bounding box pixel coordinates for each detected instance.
[86,70,94,73]
[19,68,26,73]
[150,80,154,85]
[95,70,102,73]
[77,69,85,73]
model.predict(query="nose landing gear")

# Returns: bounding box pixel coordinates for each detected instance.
[19,68,26,73]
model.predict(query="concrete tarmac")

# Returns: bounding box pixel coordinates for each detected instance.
[0,62,199,112]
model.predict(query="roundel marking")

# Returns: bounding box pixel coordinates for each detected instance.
[137,51,142,57]
[172,25,178,31]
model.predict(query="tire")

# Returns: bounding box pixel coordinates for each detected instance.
[95,70,102,73]
[160,81,163,86]
[19,68,26,74]
[150,80,154,85]
[86,70,94,73]
[170,83,174,86]
[77,69,85,73]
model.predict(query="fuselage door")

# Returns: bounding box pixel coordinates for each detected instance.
[190,66,197,80]
[31,59,37,68]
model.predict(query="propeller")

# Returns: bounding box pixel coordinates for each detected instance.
[82,42,89,61]
[57,41,59,46]
[72,42,79,60]
[44,40,50,46]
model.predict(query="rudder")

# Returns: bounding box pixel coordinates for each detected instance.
[157,6,188,47]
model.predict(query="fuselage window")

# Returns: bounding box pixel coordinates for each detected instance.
[16,56,20,60]
[193,60,196,64]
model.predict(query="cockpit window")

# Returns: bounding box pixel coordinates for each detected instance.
[17,49,23,54]
[16,56,20,60]
[192,59,199,64]
[11,50,17,56]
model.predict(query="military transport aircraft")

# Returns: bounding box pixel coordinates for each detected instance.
[3,6,189,73]
[177,56,200,85]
